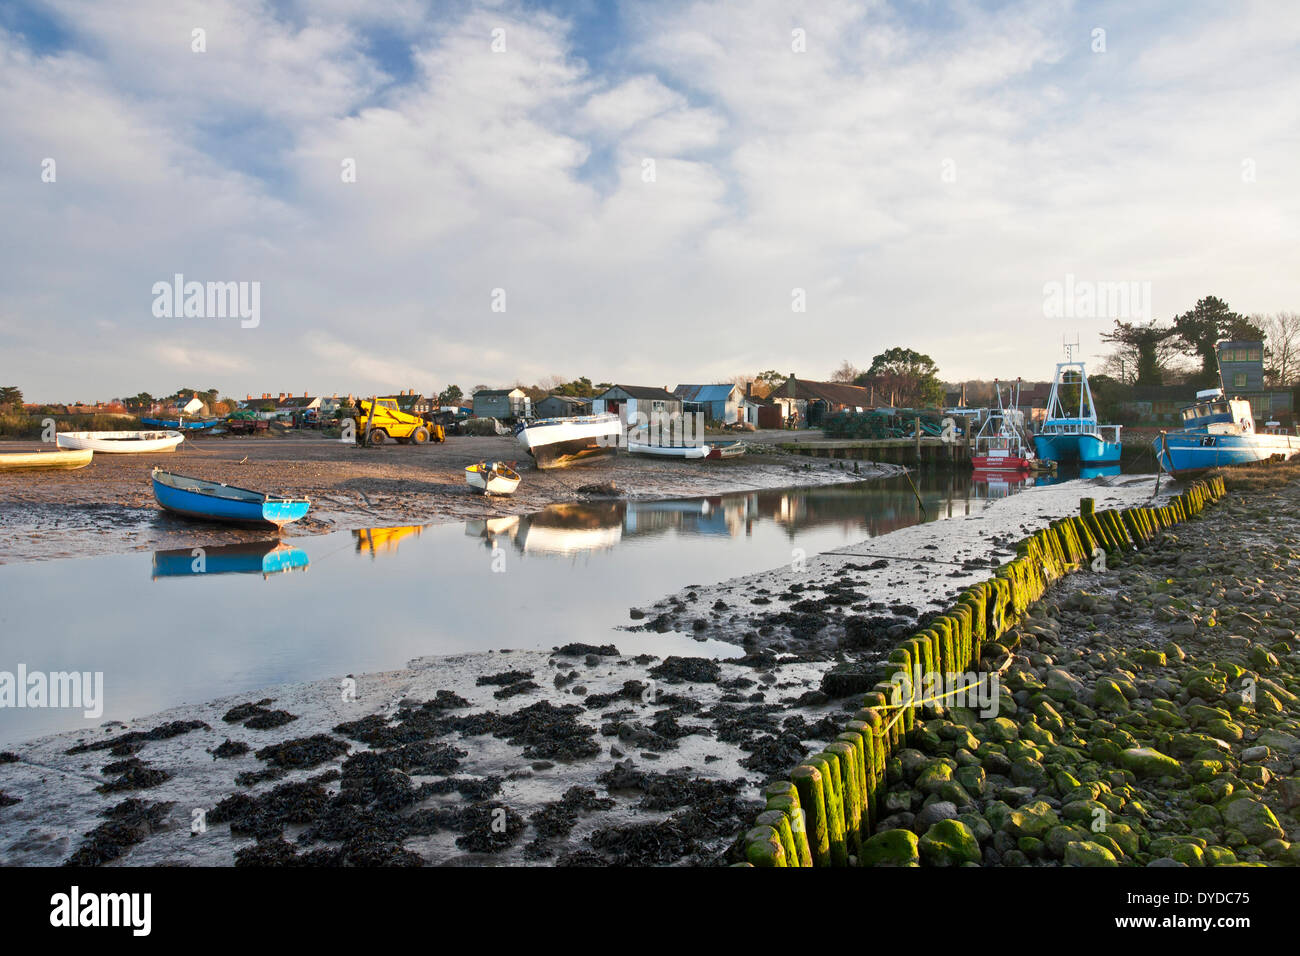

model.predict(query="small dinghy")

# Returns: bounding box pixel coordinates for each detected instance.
[627,441,711,459]
[0,448,93,471]
[151,468,311,528]
[705,441,746,460]
[465,460,521,496]
[58,430,183,454]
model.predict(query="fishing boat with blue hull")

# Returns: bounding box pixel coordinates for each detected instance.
[152,540,309,578]
[1033,354,1122,464]
[151,469,311,528]
[1154,389,1300,477]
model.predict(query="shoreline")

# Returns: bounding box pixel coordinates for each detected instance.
[0,472,1194,866]
[0,434,903,564]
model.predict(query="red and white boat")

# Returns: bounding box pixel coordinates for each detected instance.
[971,379,1043,473]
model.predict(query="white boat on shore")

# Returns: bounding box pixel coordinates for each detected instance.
[626,441,711,459]
[514,413,622,469]
[57,430,183,454]
[465,460,521,496]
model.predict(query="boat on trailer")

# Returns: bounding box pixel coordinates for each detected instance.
[465,460,522,495]
[1155,388,1300,477]
[0,448,93,471]
[1033,346,1122,464]
[514,413,622,469]
[151,468,311,528]
[58,430,183,454]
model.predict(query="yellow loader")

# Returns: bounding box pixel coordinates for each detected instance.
[353,397,445,446]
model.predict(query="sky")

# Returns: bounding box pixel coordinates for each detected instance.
[2,0,1297,403]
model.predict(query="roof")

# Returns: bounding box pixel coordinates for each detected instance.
[673,384,740,403]
[540,394,591,405]
[782,378,872,406]
[598,385,679,401]
[474,388,524,398]
[277,396,318,408]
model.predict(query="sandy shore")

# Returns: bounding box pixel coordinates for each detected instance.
[0,433,898,563]
[0,471,1189,867]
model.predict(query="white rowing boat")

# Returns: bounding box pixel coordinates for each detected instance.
[57,430,184,453]
[626,441,711,459]
[466,461,522,496]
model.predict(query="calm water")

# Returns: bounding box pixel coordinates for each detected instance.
[0,473,1030,745]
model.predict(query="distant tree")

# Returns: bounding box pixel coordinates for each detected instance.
[1174,296,1263,386]
[830,360,860,383]
[754,370,786,387]
[1099,319,1180,385]
[0,386,23,409]
[1259,312,1300,388]
[124,392,154,411]
[552,377,596,397]
[437,384,464,406]
[855,347,943,407]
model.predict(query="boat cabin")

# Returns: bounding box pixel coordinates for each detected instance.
[1178,389,1254,435]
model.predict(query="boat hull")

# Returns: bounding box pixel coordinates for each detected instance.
[626,442,710,459]
[1154,433,1300,477]
[58,431,183,454]
[1033,433,1121,464]
[0,449,93,471]
[706,441,746,459]
[151,469,310,528]
[971,454,1034,471]
[516,414,622,469]
[466,463,521,495]
[141,417,220,431]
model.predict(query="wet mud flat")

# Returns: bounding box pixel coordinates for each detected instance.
[629,475,1173,661]
[0,647,855,867]
[0,437,900,563]
[852,468,1300,867]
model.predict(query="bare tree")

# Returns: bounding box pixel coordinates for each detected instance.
[830,359,860,383]
[1258,312,1300,387]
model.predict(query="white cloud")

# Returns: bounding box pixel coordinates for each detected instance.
[2,0,1298,403]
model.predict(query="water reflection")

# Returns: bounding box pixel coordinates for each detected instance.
[151,540,309,578]
[355,525,425,556]
[1035,463,1123,486]
[461,474,1020,555]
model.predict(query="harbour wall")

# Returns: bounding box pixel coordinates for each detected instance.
[735,476,1227,867]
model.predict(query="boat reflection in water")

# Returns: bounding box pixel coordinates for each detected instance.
[151,540,309,579]
[355,525,425,557]
[970,469,1036,499]
[1034,463,1123,486]
[461,474,1022,556]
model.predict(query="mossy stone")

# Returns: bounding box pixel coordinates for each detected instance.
[860,828,920,866]
[918,819,981,866]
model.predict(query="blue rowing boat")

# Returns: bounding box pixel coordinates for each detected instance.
[151,468,311,528]
[141,417,220,431]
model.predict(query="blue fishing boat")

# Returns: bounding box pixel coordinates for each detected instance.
[1033,352,1122,464]
[141,417,220,431]
[1154,389,1300,477]
[151,540,309,578]
[151,468,311,528]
